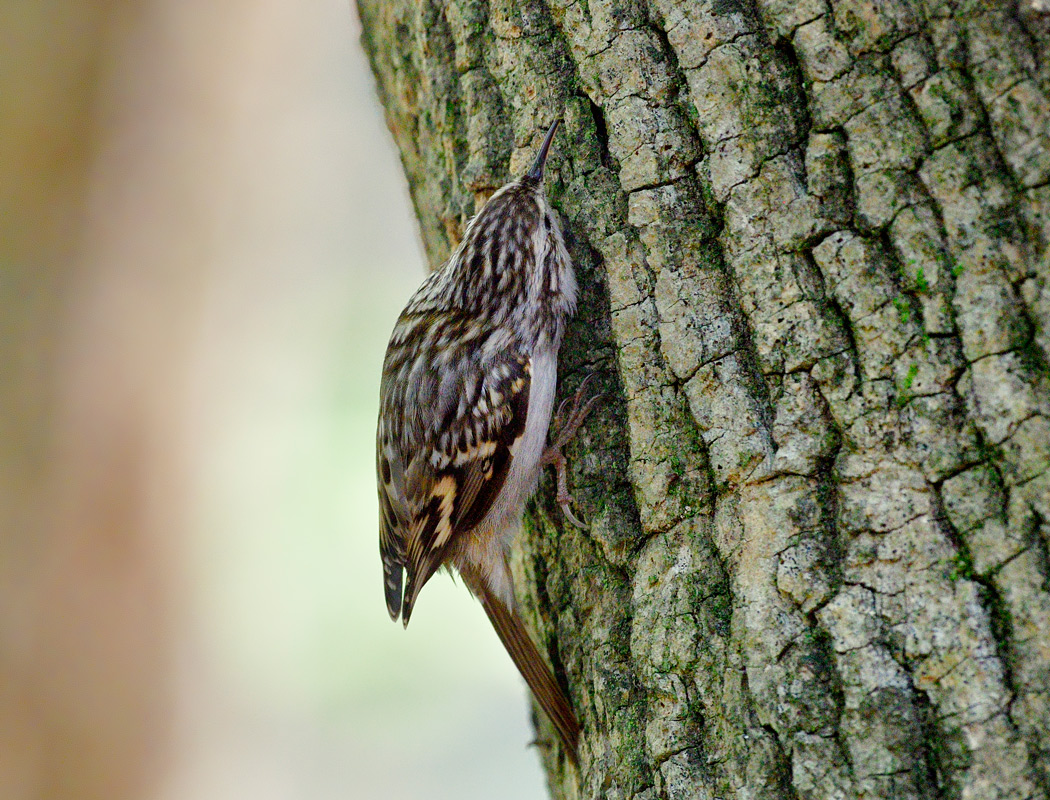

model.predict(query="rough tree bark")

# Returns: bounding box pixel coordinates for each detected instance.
[357,0,1050,798]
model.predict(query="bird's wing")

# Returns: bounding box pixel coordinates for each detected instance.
[377,308,530,624]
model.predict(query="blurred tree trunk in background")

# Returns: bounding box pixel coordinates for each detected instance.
[1,4,198,799]
[358,0,1050,797]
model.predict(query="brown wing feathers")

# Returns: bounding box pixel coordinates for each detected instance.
[396,354,531,626]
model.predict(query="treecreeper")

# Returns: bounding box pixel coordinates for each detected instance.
[375,119,598,763]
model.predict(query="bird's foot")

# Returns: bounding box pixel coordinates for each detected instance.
[541,374,602,528]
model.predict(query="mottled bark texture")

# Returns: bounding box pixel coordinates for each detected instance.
[357,0,1050,797]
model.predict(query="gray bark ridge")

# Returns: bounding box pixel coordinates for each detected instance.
[357,0,1050,797]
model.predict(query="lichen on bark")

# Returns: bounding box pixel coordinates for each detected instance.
[357,0,1050,797]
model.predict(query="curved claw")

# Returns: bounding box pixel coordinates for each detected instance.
[566,392,603,435]
[546,376,603,455]
[551,373,595,433]
[551,394,573,431]
[558,497,588,529]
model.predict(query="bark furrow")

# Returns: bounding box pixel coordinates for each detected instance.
[357,0,1050,796]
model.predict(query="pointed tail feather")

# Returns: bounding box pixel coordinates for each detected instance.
[477,585,580,762]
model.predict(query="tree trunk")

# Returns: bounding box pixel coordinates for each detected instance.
[356,0,1050,797]
[2,4,203,798]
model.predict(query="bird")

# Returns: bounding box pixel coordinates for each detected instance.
[375,119,597,762]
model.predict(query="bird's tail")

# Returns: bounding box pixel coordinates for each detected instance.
[475,582,580,763]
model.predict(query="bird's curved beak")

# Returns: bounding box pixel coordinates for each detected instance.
[526,119,561,181]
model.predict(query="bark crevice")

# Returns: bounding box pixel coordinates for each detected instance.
[357,0,1050,795]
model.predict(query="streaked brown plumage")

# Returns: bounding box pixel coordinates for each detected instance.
[376,120,592,761]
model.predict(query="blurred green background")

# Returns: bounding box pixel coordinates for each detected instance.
[0,1,546,798]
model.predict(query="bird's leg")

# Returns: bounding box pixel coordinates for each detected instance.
[541,374,602,528]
